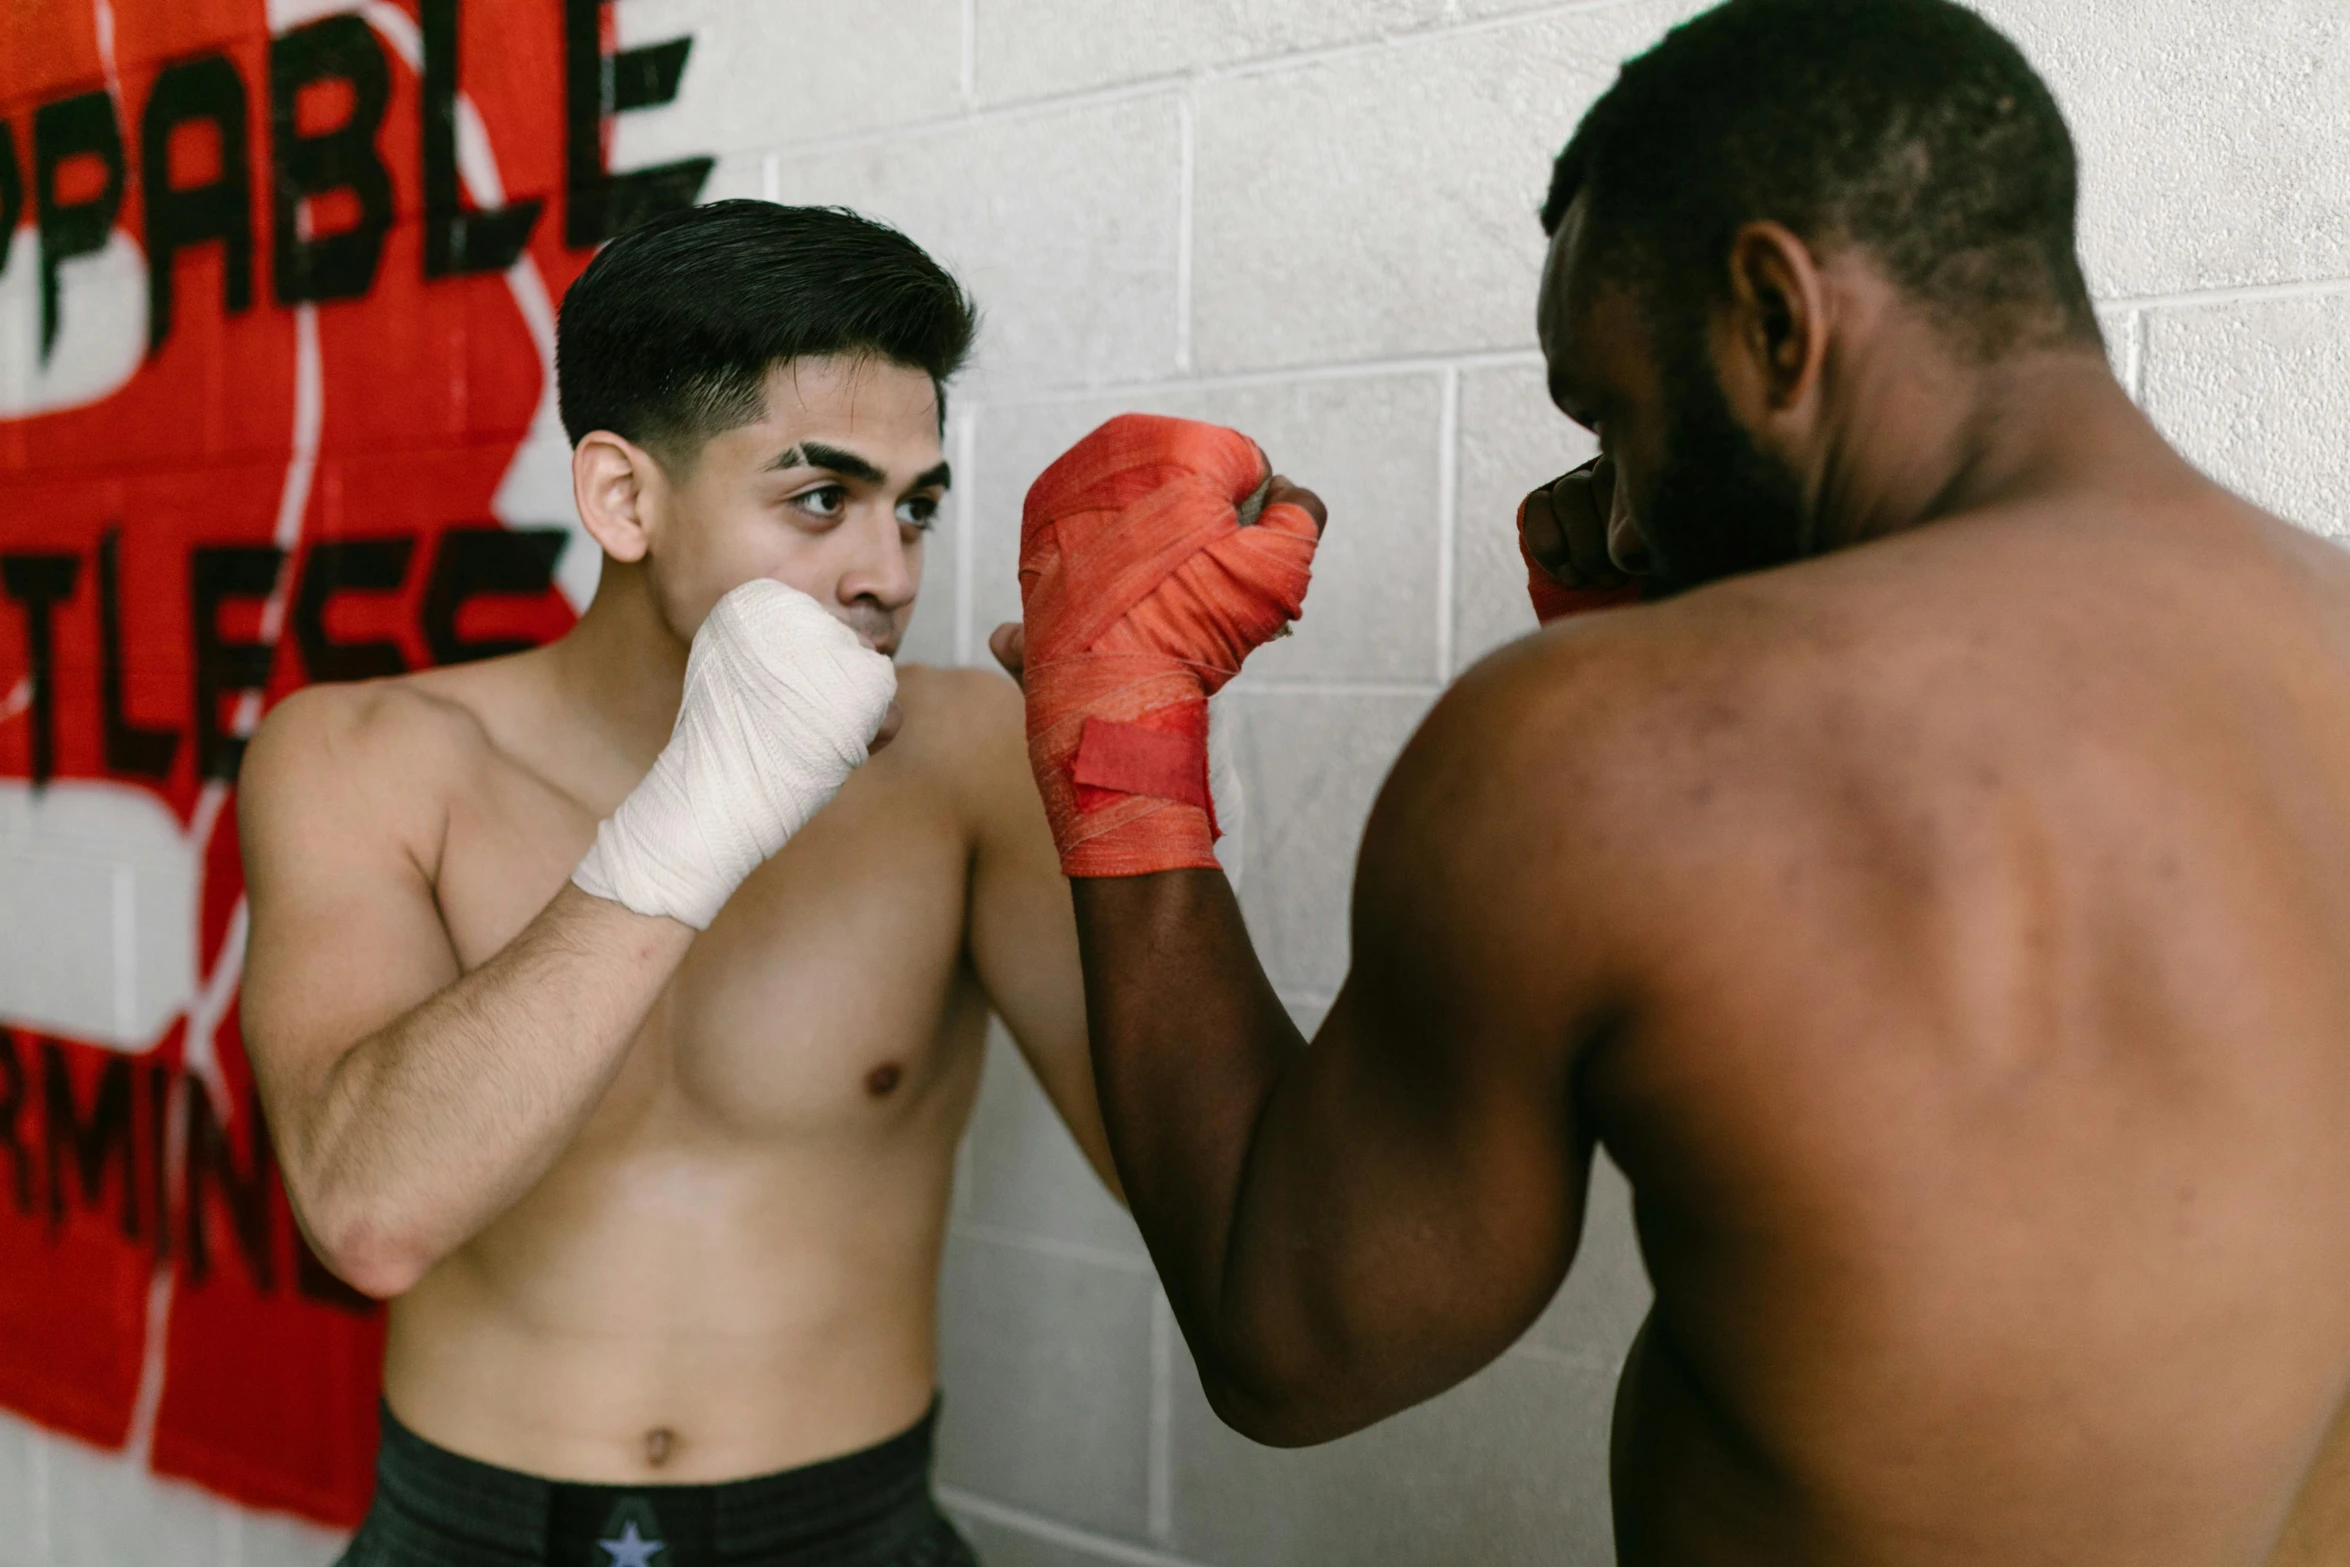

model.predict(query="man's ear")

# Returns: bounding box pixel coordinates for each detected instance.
[572,431,668,564]
[1715,221,1831,422]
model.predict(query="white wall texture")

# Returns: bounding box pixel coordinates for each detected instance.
[6,0,2350,1561]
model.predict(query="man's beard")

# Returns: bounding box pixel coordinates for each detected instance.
[1632,339,1812,596]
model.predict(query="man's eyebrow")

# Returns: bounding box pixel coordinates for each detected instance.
[766,441,888,485]
[909,461,952,492]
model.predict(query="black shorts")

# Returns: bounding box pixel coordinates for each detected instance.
[336,1399,979,1566]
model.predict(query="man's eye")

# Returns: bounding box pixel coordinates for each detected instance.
[896,495,940,530]
[793,485,847,519]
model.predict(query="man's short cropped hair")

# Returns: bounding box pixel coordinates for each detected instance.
[1544,0,2099,358]
[557,201,978,465]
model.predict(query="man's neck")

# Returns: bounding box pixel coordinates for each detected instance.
[1817,334,2200,552]
[544,561,690,780]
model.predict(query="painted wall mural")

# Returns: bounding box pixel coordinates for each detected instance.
[0,0,707,1525]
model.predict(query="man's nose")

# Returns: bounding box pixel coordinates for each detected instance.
[838,505,920,611]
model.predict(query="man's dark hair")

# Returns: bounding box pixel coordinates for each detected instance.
[1544,0,2099,357]
[557,201,977,464]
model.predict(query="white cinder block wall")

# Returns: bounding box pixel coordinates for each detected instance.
[8,1,2348,1562]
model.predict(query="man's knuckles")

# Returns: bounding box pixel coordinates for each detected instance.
[1260,477,1328,533]
[1524,461,1630,589]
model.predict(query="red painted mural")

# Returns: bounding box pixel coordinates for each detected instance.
[0,0,707,1525]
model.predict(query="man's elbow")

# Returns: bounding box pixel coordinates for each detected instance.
[1199,1367,1387,1449]
[1193,1333,1396,1449]
[289,1183,433,1301]
[315,1225,428,1301]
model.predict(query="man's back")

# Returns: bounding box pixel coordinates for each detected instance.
[1576,489,2350,1563]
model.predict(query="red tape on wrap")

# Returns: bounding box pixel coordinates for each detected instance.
[1072,717,1214,814]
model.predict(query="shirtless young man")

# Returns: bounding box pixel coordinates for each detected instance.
[995,0,2350,1561]
[239,201,1112,1566]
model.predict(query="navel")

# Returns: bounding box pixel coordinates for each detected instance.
[644,1427,677,1468]
[866,1062,904,1097]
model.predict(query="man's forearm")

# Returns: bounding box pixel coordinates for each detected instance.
[1075,872,1303,1384]
[290,885,693,1296]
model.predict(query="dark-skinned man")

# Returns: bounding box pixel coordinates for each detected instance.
[990,0,2350,1561]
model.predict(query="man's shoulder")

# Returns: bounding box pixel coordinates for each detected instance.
[891,663,1025,762]
[883,663,1041,842]
[243,666,503,814]
[1407,582,1896,857]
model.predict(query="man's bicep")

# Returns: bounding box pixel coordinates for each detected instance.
[1220,684,1614,1424]
[960,679,1121,1191]
[237,698,462,1123]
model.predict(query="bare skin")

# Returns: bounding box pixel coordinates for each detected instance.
[241,356,1113,1483]
[994,197,2350,1563]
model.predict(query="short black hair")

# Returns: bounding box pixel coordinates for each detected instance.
[1544,0,2099,357]
[557,200,977,464]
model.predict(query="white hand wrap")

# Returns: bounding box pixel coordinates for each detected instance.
[572,579,897,929]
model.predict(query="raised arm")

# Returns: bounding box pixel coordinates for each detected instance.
[1074,652,1616,1445]
[241,579,895,1298]
[954,668,1122,1195]
[238,687,693,1299]
[1003,416,1641,1443]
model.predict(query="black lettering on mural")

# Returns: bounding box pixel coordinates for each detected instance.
[184,1080,276,1293]
[32,91,125,362]
[98,527,184,781]
[422,527,565,666]
[0,122,23,277]
[563,0,710,246]
[422,0,543,277]
[147,1063,171,1260]
[270,14,394,304]
[295,537,414,682]
[42,1041,139,1241]
[191,545,286,781]
[1,553,83,788]
[142,52,255,356]
[0,1031,32,1217]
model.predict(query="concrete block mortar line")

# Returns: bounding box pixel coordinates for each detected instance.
[1506,1335,1632,1379]
[940,1487,1213,1567]
[753,0,1659,172]
[954,408,981,664]
[971,346,1546,410]
[958,0,976,103]
[2095,275,2350,314]
[1437,365,1461,681]
[1148,1289,1176,1545]
[1212,0,1672,84]
[2127,310,2149,406]
[1175,93,1197,375]
[749,74,1182,164]
[25,1423,50,1564]
[951,1218,1160,1276]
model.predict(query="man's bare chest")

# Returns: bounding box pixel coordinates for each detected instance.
[428,756,983,1136]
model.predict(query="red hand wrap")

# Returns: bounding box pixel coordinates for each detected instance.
[1518,495,1644,624]
[1020,414,1319,876]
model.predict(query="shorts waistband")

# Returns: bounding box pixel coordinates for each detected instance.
[367,1398,947,1563]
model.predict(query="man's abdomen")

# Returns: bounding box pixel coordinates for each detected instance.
[379,1085,975,1486]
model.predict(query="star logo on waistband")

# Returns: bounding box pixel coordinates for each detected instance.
[599,1520,665,1567]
